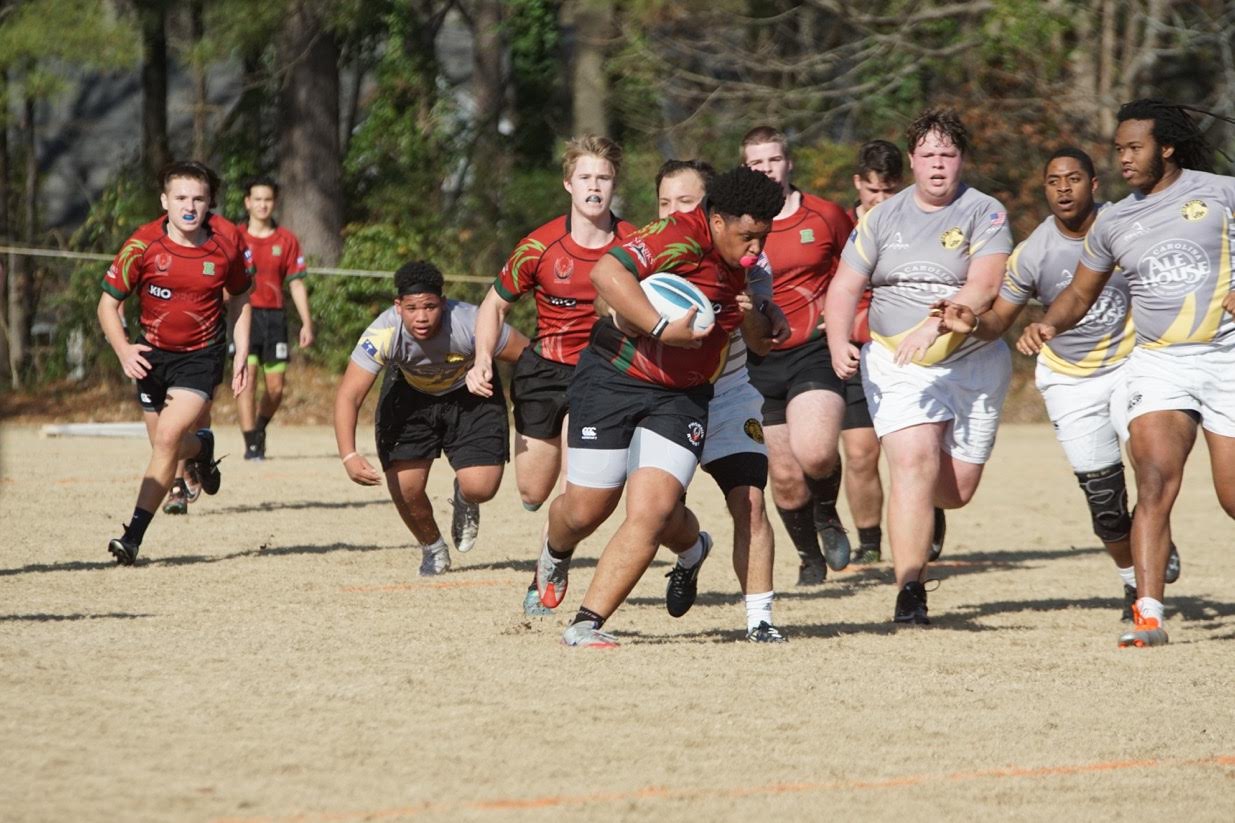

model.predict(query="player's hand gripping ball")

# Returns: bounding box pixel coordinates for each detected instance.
[640,272,715,333]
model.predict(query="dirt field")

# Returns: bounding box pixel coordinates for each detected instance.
[2,422,1233,823]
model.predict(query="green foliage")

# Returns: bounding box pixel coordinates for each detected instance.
[506,0,564,165]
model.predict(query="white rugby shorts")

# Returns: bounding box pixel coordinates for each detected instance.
[1035,358,1129,473]
[861,339,1011,464]
[702,380,767,466]
[1124,342,1235,437]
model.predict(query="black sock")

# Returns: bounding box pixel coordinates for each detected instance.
[243,430,257,450]
[858,525,881,550]
[547,542,573,561]
[776,504,821,560]
[256,414,271,432]
[572,606,606,628]
[806,461,843,519]
[123,507,155,545]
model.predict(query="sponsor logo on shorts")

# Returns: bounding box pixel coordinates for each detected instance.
[272,245,283,256]
[581,425,598,441]
[202,261,216,276]
[799,228,814,244]
[1128,392,1143,411]
[1181,200,1208,222]
[275,342,289,360]
[554,257,574,281]
[147,283,173,300]
[139,393,152,404]
[743,418,764,444]
[939,227,965,250]
[687,421,705,446]
[1137,238,1210,297]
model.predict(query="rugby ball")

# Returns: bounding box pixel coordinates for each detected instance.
[641,272,715,333]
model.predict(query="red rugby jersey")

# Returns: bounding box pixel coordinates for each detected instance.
[598,207,746,388]
[102,214,254,352]
[764,191,853,349]
[494,213,635,365]
[240,224,306,310]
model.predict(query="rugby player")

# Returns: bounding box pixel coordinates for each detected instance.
[972,148,1179,619]
[741,126,856,585]
[335,261,527,575]
[1018,100,1235,647]
[535,165,785,647]
[466,136,634,613]
[99,160,254,564]
[825,109,1014,624]
[236,177,312,461]
[654,159,788,643]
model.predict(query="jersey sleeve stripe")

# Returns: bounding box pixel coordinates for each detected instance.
[101,281,126,301]
[609,247,640,277]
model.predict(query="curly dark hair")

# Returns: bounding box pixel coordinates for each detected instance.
[394,260,445,297]
[906,108,970,156]
[1116,99,1214,173]
[706,165,785,223]
[159,160,220,208]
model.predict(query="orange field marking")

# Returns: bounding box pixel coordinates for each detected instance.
[340,578,508,593]
[211,752,1235,823]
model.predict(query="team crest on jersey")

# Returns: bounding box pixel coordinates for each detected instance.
[1181,200,1208,222]
[686,421,705,446]
[273,245,283,256]
[445,353,467,363]
[202,261,216,276]
[743,418,764,444]
[155,253,172,272]
[554,257,574,281]
[939,227,965,250]
[799,228,815,244]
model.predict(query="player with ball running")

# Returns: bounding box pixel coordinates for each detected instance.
[532,164,786,647]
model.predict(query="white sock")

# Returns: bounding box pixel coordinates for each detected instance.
[676,535,705,569]
[1136,596,1165,624]
[1117,566,1137,588]
[745,591,773,631]
[422,536,447,553]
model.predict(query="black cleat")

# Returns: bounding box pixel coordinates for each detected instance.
[854,545,881,564]
[797,557,827,586]
[186,429,223,495]
[108,537,140,566]
[928,508,947,561]
[1121,584,1137,622]
[1165,543,1181,584]
[894,581,930,625]
[665,532,712,618]
[815,509,851,571]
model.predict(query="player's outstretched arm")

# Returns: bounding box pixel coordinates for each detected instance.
[823,262,866,379]
[227,291,252,397]
[494,324,530,365]
[334,361,382,486]
[289,278,314,348]
[1020,262,1111,354]
[467,287,509,397]
[97,292,151,380]
[944,252,1008,319]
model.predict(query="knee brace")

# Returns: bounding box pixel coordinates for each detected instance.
[1075,463,1132,543]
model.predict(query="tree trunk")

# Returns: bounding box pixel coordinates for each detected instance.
[278,2,343,265]
[190,0,208,160]
[470,0,506,271]
[138,0,170,180]
[0,67,11,385]
[568,0,612,137]
[8,94,36,388]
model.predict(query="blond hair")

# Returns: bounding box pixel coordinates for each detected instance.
[740,125,791,162]
[562,135,623,180]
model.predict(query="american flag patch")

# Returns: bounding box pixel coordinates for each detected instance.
[989,211,1007,228]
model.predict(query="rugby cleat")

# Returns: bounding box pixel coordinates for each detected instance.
[665,531,712,618]
[1118,605,1169,648]
[854,545,881,564]
[1165,543,1181,584]
[561,621,619,648]
[449,479,480,553]
[815,511,851,571]
[162,481,189,515]
[523,586,553,617]
[893,581,930,625]
[536,543,573,609]
[1121,584,1137,623]
[928,507,947,562]
[746,621,788,644]
[186,429,223,495]
[108,537,140,566]
[418,540,451,577]
[797,557,827,586]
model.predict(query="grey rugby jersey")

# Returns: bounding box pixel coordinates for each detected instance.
[1003,206,1134,377]
[841,184,1013,365]
[1080,169,1235,352]
[349,300,512,396]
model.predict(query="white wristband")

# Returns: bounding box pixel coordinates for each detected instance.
[341,452,359,462]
